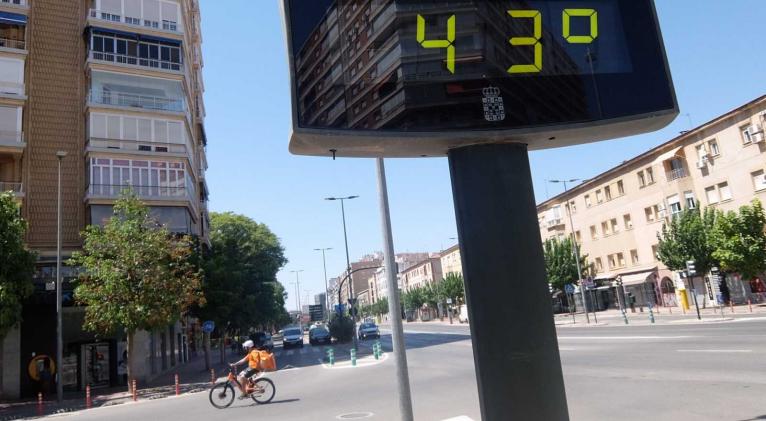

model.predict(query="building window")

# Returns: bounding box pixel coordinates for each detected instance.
[752,170,766,192]
[596,189,603,203]
[637,171,646,188]
[601,221,610,236]
[575,230,581,243]
[617,180,625,196]
[646,167,655,184]
[590,225,598,240]
[610,218,619,234]
[719,182,732,201]
[684,191,696,209]
[630,249,639,265]
[569,200,577,214]
[617,253,626,268]
[645,206,656,223]
[604,186,612,201]
[667,194,682,215]
[741,124,754,144]
[651,244,659,261]
[595,257,603,272]
[608,254,618,269]
[623,214,633,230]
[585,194,592,208]
[705,185,720,204]
[708,139,720,156]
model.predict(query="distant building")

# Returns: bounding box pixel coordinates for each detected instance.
[402,257,444,291]
[440,245,462,278]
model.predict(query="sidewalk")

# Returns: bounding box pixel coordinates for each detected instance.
[554,302,766,326]
[0,353,231,421]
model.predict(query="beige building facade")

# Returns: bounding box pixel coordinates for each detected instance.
[402,256,444,292]
[0,0,209,399]
[538,95,766,309]
[440,244,462,278]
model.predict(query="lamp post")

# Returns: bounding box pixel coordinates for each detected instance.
[548,179,590,324]
[325,196,359,319]
[55,151,67,403]
[314,248,332,320]
[290,270,304,315]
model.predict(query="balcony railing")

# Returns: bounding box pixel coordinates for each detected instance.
[90,51,182,72]
[90,90,185,113]
[0,38,25,50]
[0,181,22,194]
[88,137,187,155]
[0,130,23,144]
[88,9,183,34]
[666,168,688,181]
[88,184,189,200]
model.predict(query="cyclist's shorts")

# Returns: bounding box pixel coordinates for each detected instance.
[239,368,258,378]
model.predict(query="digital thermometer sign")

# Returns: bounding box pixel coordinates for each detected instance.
[282,0,677,157]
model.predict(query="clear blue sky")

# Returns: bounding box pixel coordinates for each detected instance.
[199,0,766,311]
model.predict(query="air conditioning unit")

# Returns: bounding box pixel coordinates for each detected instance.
[696,160,707,169]
[753,132,765,143]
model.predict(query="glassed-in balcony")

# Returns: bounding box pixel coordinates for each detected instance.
[0,181,22,195]
[88,5,183,35]
[88,184,189,200]
[90,90,184,112]
[89,30,182,73]
[0,130,22,147]
[89,71,185,113]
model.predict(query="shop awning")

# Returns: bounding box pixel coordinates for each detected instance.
[619,269,658,286]
[594,273,615,281]
[0,11,27,25]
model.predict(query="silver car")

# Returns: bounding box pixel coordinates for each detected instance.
[282,327,304,348]
[357,322,380,340]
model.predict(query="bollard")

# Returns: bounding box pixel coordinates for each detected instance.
[648,306,655,324]
[621,309,629,325]
[350,349,357,366]
[86,384,92,409]
[37,392,43,416]
[748,299,753,313]
[731,300,735,314]
[374,343,379,360]
[175,374,180,396]
[210,368,215,385]
[132,379,137,402]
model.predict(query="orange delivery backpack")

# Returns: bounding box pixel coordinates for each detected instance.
[258,350,277,372]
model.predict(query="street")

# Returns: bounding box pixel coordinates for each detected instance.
[41,319,766,421]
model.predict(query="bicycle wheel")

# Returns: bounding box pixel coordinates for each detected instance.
[209,382,236,409]
[250,378,275,404]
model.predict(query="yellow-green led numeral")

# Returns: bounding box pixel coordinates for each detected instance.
[417,14,456,74]
[508,10,542,74]
[563,9,598,44]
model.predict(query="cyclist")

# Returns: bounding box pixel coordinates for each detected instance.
[229,340,261,397]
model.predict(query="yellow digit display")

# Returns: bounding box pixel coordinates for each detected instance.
[417,14,456,74]
[563,9,599,44]
[507,10,542,74]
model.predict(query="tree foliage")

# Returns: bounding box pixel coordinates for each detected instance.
[656,205,717,274]
[401,287,426,312]
[194,212,288,334]
[328,314,354,342]
[440,273,465,304]
[69,191,204,386]
[710,199,766,280]
[543,237,588,290]
[0,192,35,338]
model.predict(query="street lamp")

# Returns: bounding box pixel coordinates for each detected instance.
[548,179,590,324]
[314,248,332,319]
[324,196,358,311]
[55,151,67,403]
[290,270,304,314]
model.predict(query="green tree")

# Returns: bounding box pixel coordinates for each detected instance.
[711,199,766,281]
[440,273,465,304]
[543,237,588,290]
[656,206,717,274]
[328,314,354,342]
[194,212,287,336]
[402,287,426,318]
[373,297,389,316]
[0,192,35,339]
[69,191,204,389]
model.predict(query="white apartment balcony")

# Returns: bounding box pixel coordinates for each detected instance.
[0,0,27,10]
[88,9,183,36]
[87,137,188,156]
[87,184,199,215]
[0,37,24,50]
[0,130,23,150]
[89,50,182,73]
[0,80,24,97]
[0,181,22,196]
[89,90,185,113]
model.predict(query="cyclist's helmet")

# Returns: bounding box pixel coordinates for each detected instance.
[242,340,254,350]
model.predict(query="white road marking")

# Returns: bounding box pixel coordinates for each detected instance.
[676,349,753,353]
[441,417,475,421]
[558,336,692,340]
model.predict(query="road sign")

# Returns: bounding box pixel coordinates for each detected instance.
[446,298,453,304]
[201,321,215,333]
[309,304,324,322]
[334,304,346,316]
[564,284,575,294]
[282,0,677,157]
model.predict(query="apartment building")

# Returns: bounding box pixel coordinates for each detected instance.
[0,0,209,399]
[402,256,443,292]
[440,244,462,278]
[537,95,766,310]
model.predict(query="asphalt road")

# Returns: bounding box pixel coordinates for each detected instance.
[46,319,766,421]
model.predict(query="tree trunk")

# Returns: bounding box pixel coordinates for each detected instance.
[126,330,135,393]
[203,331,210,371]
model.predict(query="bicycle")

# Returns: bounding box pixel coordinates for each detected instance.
[208,367,275,409]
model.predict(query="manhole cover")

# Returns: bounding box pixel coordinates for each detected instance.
[337,412,374,419]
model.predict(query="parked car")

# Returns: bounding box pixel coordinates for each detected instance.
[309,326,331,345]
[250,331,274,352]
[357,322,380,340]
[458,304,469,323]
[281,327,304,348]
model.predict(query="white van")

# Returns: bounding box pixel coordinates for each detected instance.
[458,305,469,324]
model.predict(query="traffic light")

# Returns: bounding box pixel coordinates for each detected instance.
[686,260,697,276]
[548,283,553,294]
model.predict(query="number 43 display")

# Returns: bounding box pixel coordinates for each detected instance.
[418,8,599,74]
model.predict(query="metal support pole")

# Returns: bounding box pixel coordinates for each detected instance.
[56,152,65,403]
[376,158,414,421]
[562,183,589,324]
[448,144,569,421]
